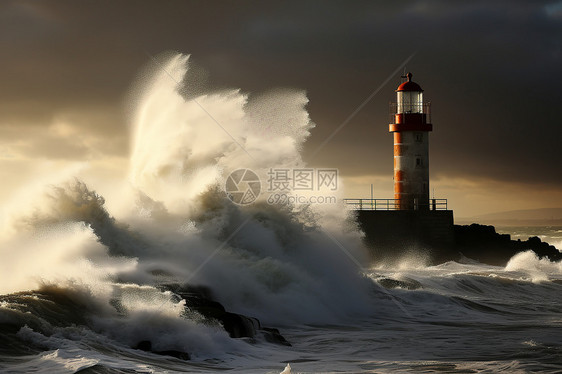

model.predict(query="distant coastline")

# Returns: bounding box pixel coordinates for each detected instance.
[457,207,562,227]
[457,219,562,227]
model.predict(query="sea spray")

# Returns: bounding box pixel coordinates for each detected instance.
[2,51,562,373]
[120,52,375,324]
[0,188,136,296]
[0,52,376,362]
[127,53,314,216]
[505,250,562,282]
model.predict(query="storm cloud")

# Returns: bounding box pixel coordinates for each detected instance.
[0,0,561,215]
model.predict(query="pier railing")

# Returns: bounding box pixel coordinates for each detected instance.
[343,198,448,211]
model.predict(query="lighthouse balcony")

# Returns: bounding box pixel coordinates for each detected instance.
[343,198,448,211]
[389,102,431,122]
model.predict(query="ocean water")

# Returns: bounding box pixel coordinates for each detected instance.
[1,53,562,374]
[2,254,562,373]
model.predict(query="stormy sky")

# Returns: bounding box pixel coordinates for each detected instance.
[1,0,561,217]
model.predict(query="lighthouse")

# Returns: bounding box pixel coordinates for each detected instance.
[344,71,453,263]
[389,72,432,210]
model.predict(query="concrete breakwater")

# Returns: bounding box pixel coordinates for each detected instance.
[355,210,560,266]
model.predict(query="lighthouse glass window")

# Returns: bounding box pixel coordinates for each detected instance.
[397,91,423,113]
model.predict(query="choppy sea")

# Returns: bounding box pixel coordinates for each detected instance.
[2,53,561,373]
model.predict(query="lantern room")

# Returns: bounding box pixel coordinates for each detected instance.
[396,72,423,114]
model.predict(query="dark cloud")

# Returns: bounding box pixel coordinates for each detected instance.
[0,0,561,187]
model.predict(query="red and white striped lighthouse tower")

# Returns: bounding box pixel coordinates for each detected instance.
[389,72,432,210]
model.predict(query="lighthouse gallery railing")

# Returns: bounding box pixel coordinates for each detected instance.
[343,198,448,211]
[389,102,431,122]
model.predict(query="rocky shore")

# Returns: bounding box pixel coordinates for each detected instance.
[135,284,291,360]
[451,223,561,266]
[162,284,291,346]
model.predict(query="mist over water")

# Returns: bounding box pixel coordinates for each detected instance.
[2,53,562,373]
[0,52,377,370]
[123,53,373,324]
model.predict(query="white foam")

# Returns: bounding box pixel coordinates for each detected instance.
[280,363,291,374]
[505,250,562,282]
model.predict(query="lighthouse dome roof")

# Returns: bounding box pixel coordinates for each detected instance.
[396,72,423,92]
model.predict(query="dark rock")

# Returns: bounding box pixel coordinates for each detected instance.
[160,284,291,346]
[134,340,190,361]
[220,312,260,339]
[134,340,152,352]
[378,277,423,290]
[453,224,562,266]
[261,327,292,346]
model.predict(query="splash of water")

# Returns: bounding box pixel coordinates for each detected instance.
[122,53,373,324]
[0,52,373,329]
[505,250,562,282]
[128,53,314,216]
